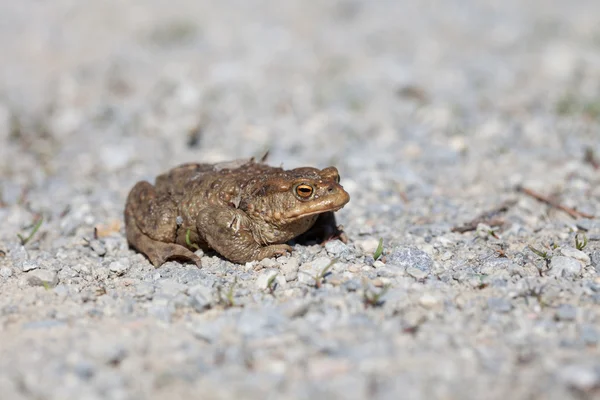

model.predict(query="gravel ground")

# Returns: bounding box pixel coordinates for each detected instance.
[1,1,600,399]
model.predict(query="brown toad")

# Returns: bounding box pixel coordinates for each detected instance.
[124,158,350,267]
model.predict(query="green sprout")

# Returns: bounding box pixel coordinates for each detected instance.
[266,273,278,294]
[527,245,550,260]
[313,258,338,289]
[185,229,200,250]
[575,233,588,251]
[527,245,552,276]
[363,283,391,308]
[216,277,238,308]
[225,277,238,307]
[17,216,43,246]
[373,238,384,260]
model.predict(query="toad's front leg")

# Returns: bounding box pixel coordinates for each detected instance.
[196,206,292,264]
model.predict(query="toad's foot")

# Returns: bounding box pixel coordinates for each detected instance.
[145,240,202,268]
[254,244,293,261]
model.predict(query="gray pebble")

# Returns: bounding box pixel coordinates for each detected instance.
[236,309,286,337]
[386,247,433,272]
[580,324,599,345]
[157,279,187,296]
[0,267,13,278]
[135,282,155,300]
[103,236,128,255]
[549,256,582,278]
[9,245,29,267]
[342,279,361,292]
[559,247,590,265]
[109,260,130,276]
[255,269,286,290]
[324,240,350,258]
[73,360,96,380]
[406,266,428,280]
[147,298,174,322]
[59,266,79,280]
[298,257,332,285]
[188,284,214,312]
[575,219,600,233]
[555,304,577,321]
[21,260,39,272]
[375,265,403,278]
[557,364,599,391]
[90,240,107,257]
[487,297,512,313]
[280,256,299,281]
[26,269,59,288]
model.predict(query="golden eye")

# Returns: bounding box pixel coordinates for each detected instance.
[295,184,314,198]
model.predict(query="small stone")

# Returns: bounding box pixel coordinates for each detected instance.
[279,300,312,319]
[386,247,433,273]
[10,245,29,267]
[26,269,59,288]
[256,270,286,290]
[188,284,213,312]
[100,143,134,171]
[347,264,360,273]
[549,256,582,277]
[135,282,155,299]
[259,257,279,269]
[419,293,439,308]
[324,240,349,257]
[406,266,428,280]
[147,298,173,322]
[371,277,385,287]
[580,324,599,345]
[21,260,39,272]
[555,304,577,321]
[93,266,110,281]
[355,237,381,254]
[90,240,107,257]
[0,267,12,278]
[280,257,299,281]
[73,360,96,380]
[298,257,332,284]
[157,279,186,296]
[342,279,361,292]
[109,260,130,276]
[487,297,512,313]
[559,247,590,265]
[90,343,128,366]
[557,364,599,391]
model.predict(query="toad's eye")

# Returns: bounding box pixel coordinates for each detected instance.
[295,184,314,199]
[334,174,340,183]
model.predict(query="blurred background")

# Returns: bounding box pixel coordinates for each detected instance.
[1,2,600,399]
[0,0,599,220]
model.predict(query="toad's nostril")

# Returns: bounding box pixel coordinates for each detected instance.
[327,186,335,193]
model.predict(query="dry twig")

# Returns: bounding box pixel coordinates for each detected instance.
[517,186,594,219]
[452,200,516,233]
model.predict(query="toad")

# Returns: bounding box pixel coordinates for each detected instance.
[124,158,350,267]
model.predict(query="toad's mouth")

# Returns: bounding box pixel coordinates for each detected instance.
[285,202,348,222]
